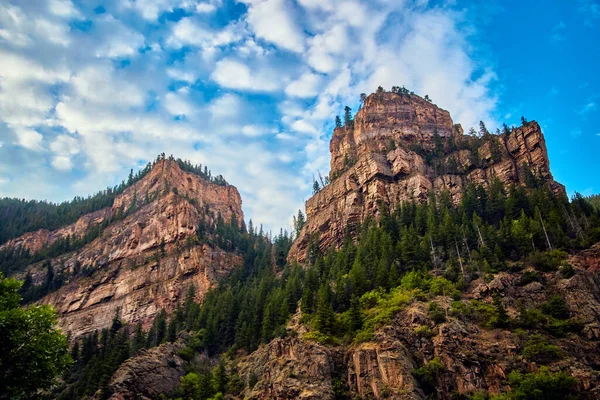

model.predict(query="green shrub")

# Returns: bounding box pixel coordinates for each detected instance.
[414,325,434,338]
[470,300,500,328]
[528,250,568,272]
[414,357,444,390]
[545,318,584,337]
[521,334,562,363]
[178,346,194,362]
[450,300,475,320]
[451,300,503,328]
[516,308,547,329]
[559,264,575,279]
[429,277,460,299]
[428,302,446,324]
[354,329,375,343]
[540,295,570,320]
[303,331,340,346]
[518,270,541,286]
[400,270,430,291]
[504,366,577,400]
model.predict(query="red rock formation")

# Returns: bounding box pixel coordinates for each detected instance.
[242,245,600,400]
[4,159,244,339]
[289,92,564,263]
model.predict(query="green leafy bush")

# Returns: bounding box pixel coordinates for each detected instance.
[518,270,541,286]
[540,295,570,320]
[504,367,577,400]
[521,334,562,363]
[414,325,434,338]
[428,302,446,324]
[559,264,575,279]
[429,277,460,299]
[414,357,444,390]
[528,250,568,272]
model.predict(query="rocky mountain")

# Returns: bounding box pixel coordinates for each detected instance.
[289,91,564,262]
[4,89,600,400]
[239,246,600,399]
[1,157,244,339]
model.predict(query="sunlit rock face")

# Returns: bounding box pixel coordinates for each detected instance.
[289,92,563,263]
[5,159,244,339]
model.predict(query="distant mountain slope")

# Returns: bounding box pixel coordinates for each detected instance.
[1,156,244,340]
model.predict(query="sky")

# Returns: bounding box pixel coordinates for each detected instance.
[0,0,598,232]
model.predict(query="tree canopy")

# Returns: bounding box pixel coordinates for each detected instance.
[0,273,71,399]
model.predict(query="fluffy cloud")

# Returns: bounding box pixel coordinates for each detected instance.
[285,72,322,98]
[242,0,306,53]
[0,0,502,232]
[15,129,44,151]
[210,58,281,92]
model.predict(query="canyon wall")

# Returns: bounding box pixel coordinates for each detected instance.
[289,92,564,263]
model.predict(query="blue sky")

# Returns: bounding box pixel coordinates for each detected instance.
[0,0,598,231]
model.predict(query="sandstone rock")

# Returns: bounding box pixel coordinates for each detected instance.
[5,159,244,339]
[289,92,564,263]
[238,336,338,400]
[348,339,422,399]
[247,245,600,399]
[100,340,187,400]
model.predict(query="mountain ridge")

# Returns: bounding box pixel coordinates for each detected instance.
[289,91,564,263]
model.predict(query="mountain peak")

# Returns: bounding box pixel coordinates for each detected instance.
[290,90,564,263]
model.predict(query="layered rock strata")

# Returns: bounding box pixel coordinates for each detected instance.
[289,92,564,262]
[4,159,243,339]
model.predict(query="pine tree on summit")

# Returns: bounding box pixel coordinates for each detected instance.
[335,115,342,128]
[344,106,353,128]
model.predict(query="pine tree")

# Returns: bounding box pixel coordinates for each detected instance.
[315,284,335,334]
[335,115,342,128]
[349,295,362,331]
[493,293,509,327]
[131,323,146,354]
[344,106,353,128]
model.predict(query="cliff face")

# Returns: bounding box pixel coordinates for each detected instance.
[241,249,600,399]
[99,339,188,400]
[289,92,564,263]
[5,159,243,339]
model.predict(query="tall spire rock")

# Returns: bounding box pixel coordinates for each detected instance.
[289,91,564,263]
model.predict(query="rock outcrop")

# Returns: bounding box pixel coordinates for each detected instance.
[100,339,187,400]
[5,159,244,339]
[238,336,339,400]
[243,247,600,399]
[289,92,564,263]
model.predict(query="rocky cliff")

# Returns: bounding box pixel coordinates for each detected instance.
[4,158,244,339]
[289,92,564,263]
[240,248,600,399]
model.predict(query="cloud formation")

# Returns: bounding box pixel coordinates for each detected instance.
[0,0,500,231]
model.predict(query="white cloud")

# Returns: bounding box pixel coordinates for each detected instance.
[285,72,322,98]
[209,93,241,119]
[577,102,597,115]
[210,58,280,92]
[15,129,44,151]
[48,0,82,19]
[164,90,196,117]
[167,68,197,83]
[242,124,271,137]
[94,15,145,58]
[51,155,73,171]
[167,18,243,49]
[123,0,195,21]
[243,0,306,53]
[68,65,145,108]
[196,3,217,13]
